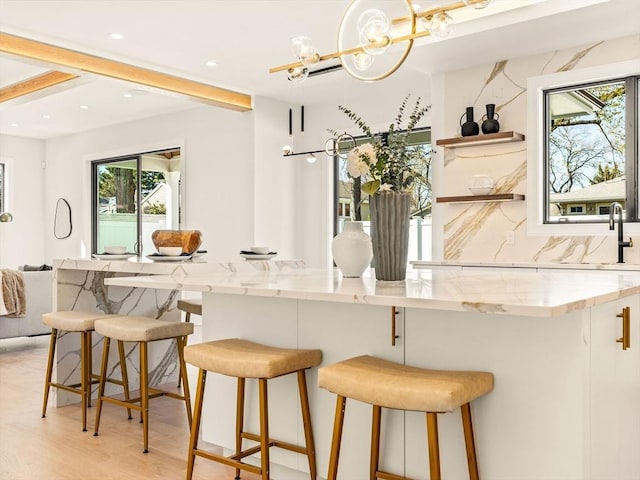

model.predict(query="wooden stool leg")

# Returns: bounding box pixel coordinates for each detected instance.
[80,331,88,432]
[87,331,93,408]
[41,329,57,418]
[370,405,382,480]
[93,336,111,436]
[177,312,191,388]
[117,340,132,419]
[327,395,347,480]
[186,369,206,480]
[427,412,441,480]
[176,336,192,424]
[461,402,480,480]
[235,377,245,480]
[297,370,318,480]
[258,378,269,480]
[140,341,149,453]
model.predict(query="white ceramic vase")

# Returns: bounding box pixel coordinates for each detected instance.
[331,221,373,278]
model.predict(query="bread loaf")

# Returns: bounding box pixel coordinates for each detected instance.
[152,230,202,254]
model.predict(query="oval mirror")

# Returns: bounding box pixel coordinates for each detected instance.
[54,198,72,239]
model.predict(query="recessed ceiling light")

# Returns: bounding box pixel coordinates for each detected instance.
[42,114,51,119]
[109,32,124,40]
[123,92,133,98]
[10,123,18,127]
[205,60,217,68]
[80,105,89,109]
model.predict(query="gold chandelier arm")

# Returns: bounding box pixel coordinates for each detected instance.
[269,29,431,75]
[268,0,481,77]
[392,1,467,25]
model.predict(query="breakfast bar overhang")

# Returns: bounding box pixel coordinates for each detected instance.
[100,265,640,479]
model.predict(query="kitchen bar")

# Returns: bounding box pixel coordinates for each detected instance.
[102,263,640,479]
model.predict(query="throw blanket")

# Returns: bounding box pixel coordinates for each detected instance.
[0,269,26,317]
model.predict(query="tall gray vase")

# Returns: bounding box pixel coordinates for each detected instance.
[369,191,411,281]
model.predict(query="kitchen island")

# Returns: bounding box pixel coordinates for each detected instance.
[103,265,640,480]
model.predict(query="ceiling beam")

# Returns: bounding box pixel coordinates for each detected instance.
[0,32,252,112]
[0,70,79,103]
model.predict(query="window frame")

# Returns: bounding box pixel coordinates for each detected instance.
[331,127,432,237]
[0,162,6,213]
[527,59,640,236]
[542,76,637,225]
[91,147,181,255]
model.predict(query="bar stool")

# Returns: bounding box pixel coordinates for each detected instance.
[183,338,322,480]
[41,310,129,432]
[176,298,202,388]
[92,315,193,453]
[318,355,494,480]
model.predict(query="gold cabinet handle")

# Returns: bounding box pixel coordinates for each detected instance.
[616,306,631,350]
[391,306,400,346]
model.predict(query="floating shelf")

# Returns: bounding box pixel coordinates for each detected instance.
[436,193,525,203]
[435,131,525,148]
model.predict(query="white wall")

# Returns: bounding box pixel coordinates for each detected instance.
[40,105,255,263]
[0,135,46,268]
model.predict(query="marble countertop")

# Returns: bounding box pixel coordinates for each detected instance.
[102,265,640,318]
[53,257,305,275]
[411,260,640,271]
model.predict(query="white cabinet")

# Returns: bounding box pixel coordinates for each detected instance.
[200,294,301,474]
[404,307,587,479]
[299,300,405,480]
[588,296,640,479]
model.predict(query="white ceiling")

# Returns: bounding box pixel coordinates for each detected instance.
[0,0,638,139]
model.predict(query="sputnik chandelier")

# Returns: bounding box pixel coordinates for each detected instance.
[270,0,493,82]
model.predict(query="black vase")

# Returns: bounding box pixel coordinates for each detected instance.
[481,103,500,134]
[460,106,479,137]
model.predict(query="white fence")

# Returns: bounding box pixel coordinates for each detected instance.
[338,217,432,262]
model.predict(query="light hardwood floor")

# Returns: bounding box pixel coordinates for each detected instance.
[0,331,261,480]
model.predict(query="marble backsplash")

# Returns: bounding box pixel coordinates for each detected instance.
[438,34,640,265]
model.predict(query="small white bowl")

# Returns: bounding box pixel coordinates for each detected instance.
[468,186,493,195]
[104,246,126,255]
[158,246,183,256]
[251,246,270,255]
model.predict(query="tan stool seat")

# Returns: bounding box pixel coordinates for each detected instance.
[184,338,322,480]
[184,338,321,379]
[95,316,194,342]
[43,310,117,332]
[177,299,202,316]
[93,315,193,453]
[318,354,493,413]
[318,355,494,480]
[41,310,124,432]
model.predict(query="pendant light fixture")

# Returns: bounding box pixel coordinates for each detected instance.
[270,0,493,82]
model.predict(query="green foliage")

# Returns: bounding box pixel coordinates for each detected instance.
[143,201,167,214]
[337,94,430,196]
[591,163,623,185]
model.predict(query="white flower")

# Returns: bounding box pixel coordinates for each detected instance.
[347,143,375,178]
[379,183,393,192]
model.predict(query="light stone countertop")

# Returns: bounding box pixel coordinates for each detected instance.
[102,265,640,318]
[411,260,640,271]
[53,257,306,275]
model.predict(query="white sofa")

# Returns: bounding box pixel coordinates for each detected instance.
[0,270,52,339]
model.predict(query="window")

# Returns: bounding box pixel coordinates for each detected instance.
[527,60,640,235]
[332,128,432,261]
[0,162,5,213]
[544,75,639,224]
[91,148,181,255]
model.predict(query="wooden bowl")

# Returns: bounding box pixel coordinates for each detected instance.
[152,230,202,254]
